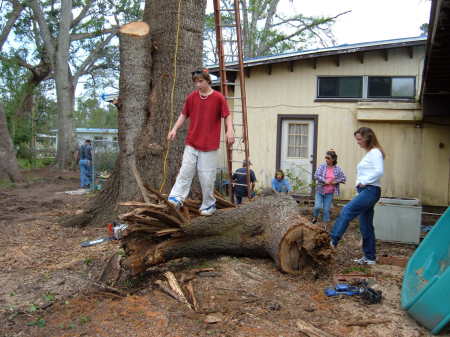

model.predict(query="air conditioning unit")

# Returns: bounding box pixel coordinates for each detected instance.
[374,197,422,244]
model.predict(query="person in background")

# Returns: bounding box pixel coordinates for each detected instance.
[330,127,385,265]
[167,68,234,216]
[232,160,257,205]
[272,169,291,193]
[312,150,346,225]
[78,139,92,189]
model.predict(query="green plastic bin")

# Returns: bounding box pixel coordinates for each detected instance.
[401,207,450,334]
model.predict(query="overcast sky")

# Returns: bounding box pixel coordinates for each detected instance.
[207,0,431,45]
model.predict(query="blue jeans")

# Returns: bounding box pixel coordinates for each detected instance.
[79,159,92,188]
[330,185,381,260]
[313,192,334,222]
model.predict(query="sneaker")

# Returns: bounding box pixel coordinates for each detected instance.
[200,205,216,216]
[330,240,336,250]
[311,216,318,224]
[353,256,376,265]
[168,196,183,208]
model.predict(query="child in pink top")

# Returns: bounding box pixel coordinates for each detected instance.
[322,166,336,194]
[312,150,346,224]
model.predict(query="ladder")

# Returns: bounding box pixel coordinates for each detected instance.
[213,0,251,203]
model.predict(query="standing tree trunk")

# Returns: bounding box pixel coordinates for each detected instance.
[54,0,75,169]
[66,0,207,227]
[0,103,24,183]
[54,70,75,170]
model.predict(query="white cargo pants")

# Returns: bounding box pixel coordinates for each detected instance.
[169,145,217,211]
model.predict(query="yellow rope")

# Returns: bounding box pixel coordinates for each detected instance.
[159,0,183,192]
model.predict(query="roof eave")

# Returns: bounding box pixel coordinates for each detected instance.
[208,38,426,72]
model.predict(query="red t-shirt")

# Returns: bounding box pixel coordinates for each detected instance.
[182,90,230,151]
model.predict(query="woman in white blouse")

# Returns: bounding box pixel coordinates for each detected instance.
[330,127,385,265]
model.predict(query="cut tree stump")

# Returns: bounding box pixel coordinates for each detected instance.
[120,187,332,275]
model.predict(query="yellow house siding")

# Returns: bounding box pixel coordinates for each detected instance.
[361,122,424,200]
[421,123,450,205]
[356,102,423,121]
[219,44,448,205]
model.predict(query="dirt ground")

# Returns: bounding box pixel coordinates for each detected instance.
[0,168,448,337]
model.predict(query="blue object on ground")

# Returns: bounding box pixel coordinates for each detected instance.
[401,207,450,335]
[421,225,433,233]
[324,283,362,297]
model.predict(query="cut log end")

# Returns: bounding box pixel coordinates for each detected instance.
[278,224,304,274]
[120,21,150,36]
[278,220,332,274]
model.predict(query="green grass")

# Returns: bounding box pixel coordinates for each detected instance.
[43,293,55,302]
[18,157,55,169]
[0,179,16,188]
[83,258,93,266]
[27,318,46,327]
[342,266,370,274]
[79,315,91,325]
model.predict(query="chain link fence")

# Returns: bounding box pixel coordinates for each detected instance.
[91,139,119,190]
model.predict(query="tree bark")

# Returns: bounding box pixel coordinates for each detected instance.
[0,0,27,183]
[66,0,207,227]
[121,194,332,275]
[0,103,24,183]
[54,0,75,169]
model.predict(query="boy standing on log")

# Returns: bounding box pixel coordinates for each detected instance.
[167,69,234,216]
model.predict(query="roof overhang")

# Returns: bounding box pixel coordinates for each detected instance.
[421,0,450,121]
[208,37,426,73]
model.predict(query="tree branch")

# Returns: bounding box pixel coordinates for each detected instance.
[0,0,24,51]
[70,28,118,41]
[29,0,56,63]
[256,10,350,56]
[261,0,280,34]
[73,32,116,82]
[272,10,350,29]
[71,0,93,29]
[0,54,34,71]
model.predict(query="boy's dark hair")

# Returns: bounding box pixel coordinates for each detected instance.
[192,68,212,84]
[85,139,91,144]
[326,150,338,165]
[242,159,252,167]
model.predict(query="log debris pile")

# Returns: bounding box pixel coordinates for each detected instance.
[119,186,333,276]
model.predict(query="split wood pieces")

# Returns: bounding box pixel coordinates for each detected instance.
[296,319,337,337]
[119,185,235,236]
[154,271,199,311]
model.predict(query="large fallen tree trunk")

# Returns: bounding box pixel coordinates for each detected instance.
[120,191,332,275]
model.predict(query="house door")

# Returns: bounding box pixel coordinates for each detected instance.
[280,119,315,194]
